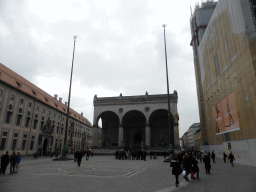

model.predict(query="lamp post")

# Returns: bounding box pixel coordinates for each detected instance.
[162,24,174,158]
[62,35,77,158]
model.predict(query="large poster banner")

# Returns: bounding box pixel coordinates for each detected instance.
[213,92,240,135]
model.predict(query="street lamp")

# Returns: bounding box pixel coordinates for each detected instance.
[62,35,77,158]
[162,24,174,159]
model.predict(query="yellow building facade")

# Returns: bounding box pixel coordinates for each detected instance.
[191,0,256,166]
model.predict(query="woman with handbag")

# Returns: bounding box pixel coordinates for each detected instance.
[170,155,181,187]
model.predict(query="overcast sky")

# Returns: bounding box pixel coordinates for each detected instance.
[0,0,211,137]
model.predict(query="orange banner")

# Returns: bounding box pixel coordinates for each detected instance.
[212,92,240,134]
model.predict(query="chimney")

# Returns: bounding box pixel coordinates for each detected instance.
[65,102,68,106]
[59,97,62,103]
[54,94,58,100]
[81,112,83,116]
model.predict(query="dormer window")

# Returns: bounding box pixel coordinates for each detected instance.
[16,81,22,88]
[32,90,37,96]
[44,97,48,102]
[55,103,58,107]
[63,108,66,112]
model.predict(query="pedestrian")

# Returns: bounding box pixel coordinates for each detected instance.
[183,153,193,181]
[9,151,17,174]
[170,155,181,187]
[74,151,78,162]
[77,151,83,167]
[150,151,152,159]
[143,150,147,161]
[229,152,235,167]
[203,153,211,174]
[192,156,200,179]
[223,152,227,163]
[211,150,216,163]
[163,151,166,159]
[86,150,90,160]
[1,151,9,175]
[16,152,22,173]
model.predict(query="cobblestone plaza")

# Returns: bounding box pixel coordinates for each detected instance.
[1,155,256,192]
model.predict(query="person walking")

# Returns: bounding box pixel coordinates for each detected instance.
[229,152,235,167]
[192,156,200,179]
[203,153,211,174]
[223,152,227,163]
[183,153,193,181]
[1,151,9,175]
[86,150,90,160]
[16,152,22,173]
[211,150,216,163]
[170,155,181,187]
[77,151,83,167]
[9,151,17,174]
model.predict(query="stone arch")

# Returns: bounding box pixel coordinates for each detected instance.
[149,109,174,148]
[122,110,146,149]
[96,111,120,148]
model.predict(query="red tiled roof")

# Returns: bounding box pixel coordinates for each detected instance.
[0,63,92,127]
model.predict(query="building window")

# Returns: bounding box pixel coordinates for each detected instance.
[9,104,12,110]
[33,119,38,129]
[22,140,26,150]
[0,89,3,96]
[45,97,49,102]
[49,111,51,115]
[0,138,7,150]
[19,108,22,113]
[10,94,15,100]
[32,90,37,96]
[12,139,17,150]
[30,140,34,150]
[16,114,22,126]
[20,99,24,104]
[28,111,31,116]
[6,111,12,123]
[25,117,31,127]
[249,0,256,28]
[29,102,32,107]
[214,53,220,77]
[36,106,39,110]
[41,121,44,130]
[57,126,59,134]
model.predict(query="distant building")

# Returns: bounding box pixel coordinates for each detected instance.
[183,132,189,149]
[0,63,93,156]
[190,0,256,167]
[187,123,201,149]
[194,128,202,151]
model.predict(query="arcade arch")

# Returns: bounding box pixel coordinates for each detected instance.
[149,109,174,148]
[122,110,146,149]
[96,111,120,147]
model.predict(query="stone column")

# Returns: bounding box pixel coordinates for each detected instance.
[92,125,98,149]
[118,124,123,147]
[145,124,151,147]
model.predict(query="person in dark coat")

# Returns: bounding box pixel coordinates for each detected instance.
[1,151,9,175]
[223,152,227,163]
[229,153,235,167]
[170,155,181,187]
[86,150,90,160]
[9,151,17,174]
[211,150,216,163]
[77,151,83,167]
[74,151,78,162]
[203,153,211,174]
[143,150,147,161]
[183,153,192,181]
[192,156,200,179]
[163,151,167,159]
